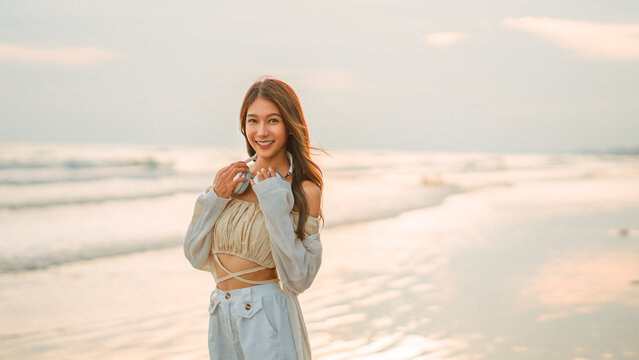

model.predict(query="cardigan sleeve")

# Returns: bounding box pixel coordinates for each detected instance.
[183,186,232,271]
[252,177,323,295]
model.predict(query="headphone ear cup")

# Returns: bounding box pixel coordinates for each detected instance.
[233,171,251,194]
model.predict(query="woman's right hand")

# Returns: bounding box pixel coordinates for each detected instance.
[211,161,250,198]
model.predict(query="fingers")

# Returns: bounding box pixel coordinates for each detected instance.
[246,166,278,187]
[213,161,251,197]
[255,169,264,182]
[232,161,250,171]
[255,168,270,182]
[222,161,244,172]
[224,162,249,177]
[228,161,249,169]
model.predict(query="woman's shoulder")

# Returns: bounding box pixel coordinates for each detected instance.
[301,180,321,195]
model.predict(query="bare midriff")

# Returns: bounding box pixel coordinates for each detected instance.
[213,253,279,290]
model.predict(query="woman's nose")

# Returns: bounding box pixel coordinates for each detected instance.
[257,123,268,136]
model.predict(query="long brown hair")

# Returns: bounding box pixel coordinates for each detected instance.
[239,76,326,239]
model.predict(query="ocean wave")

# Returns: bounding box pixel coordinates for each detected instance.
[0,156,180,186]
[0,188,202,210]
[0,188,466,274]
[0,235,182,274]
[0,157,171,170]
[0,169,180,186]
[325,184,467,228]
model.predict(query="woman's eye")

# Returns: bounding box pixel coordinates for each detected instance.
[269,118,279,123]
[247,119,256,123]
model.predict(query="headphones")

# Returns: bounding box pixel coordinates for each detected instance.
[232,151,294,194]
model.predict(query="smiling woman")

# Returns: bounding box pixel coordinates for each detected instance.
[184,76,327,360]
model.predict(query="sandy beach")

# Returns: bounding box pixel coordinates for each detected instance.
[1,145,638,359]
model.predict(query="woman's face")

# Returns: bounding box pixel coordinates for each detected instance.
[245,96,288,158]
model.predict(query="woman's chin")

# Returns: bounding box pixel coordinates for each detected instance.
[254,144,285,158]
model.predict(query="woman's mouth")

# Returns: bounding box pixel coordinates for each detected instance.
[256,140,274,149]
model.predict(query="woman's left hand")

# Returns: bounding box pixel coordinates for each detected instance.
[249,167,278,186]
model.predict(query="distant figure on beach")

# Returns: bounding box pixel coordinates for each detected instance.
[184,76,325,360]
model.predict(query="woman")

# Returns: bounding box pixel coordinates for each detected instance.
[184,77,325,360]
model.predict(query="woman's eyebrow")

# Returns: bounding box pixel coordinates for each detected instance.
[247,113,282,118]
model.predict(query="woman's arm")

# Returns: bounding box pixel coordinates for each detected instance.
[252,177,323,295]
[184,162,249,271]
[183,186,232,271]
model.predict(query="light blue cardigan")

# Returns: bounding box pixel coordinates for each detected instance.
[184,176,322,360]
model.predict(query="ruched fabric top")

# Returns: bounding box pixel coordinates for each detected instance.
[210,197,320,269]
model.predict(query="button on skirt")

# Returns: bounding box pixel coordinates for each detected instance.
[208,282,297,360]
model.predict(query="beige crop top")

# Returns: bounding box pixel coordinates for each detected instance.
[210,197,319,269]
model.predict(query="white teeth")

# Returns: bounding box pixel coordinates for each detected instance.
[257,141,274,146]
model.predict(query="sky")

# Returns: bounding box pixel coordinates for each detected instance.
[1,0,638,153]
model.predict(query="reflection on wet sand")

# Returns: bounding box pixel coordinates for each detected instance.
[521,252,639,322]
[303,168,639,359]
[301,193,503,359]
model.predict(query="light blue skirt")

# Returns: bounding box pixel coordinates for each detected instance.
[208,282,297,360]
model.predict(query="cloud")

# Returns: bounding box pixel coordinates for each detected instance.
[0,43,119,65]
[422,32,471,47]
[502,17,639,59]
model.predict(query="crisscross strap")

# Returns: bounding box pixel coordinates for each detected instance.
[213,253,280,285]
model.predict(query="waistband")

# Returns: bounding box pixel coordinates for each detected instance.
[211,282,282,304]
